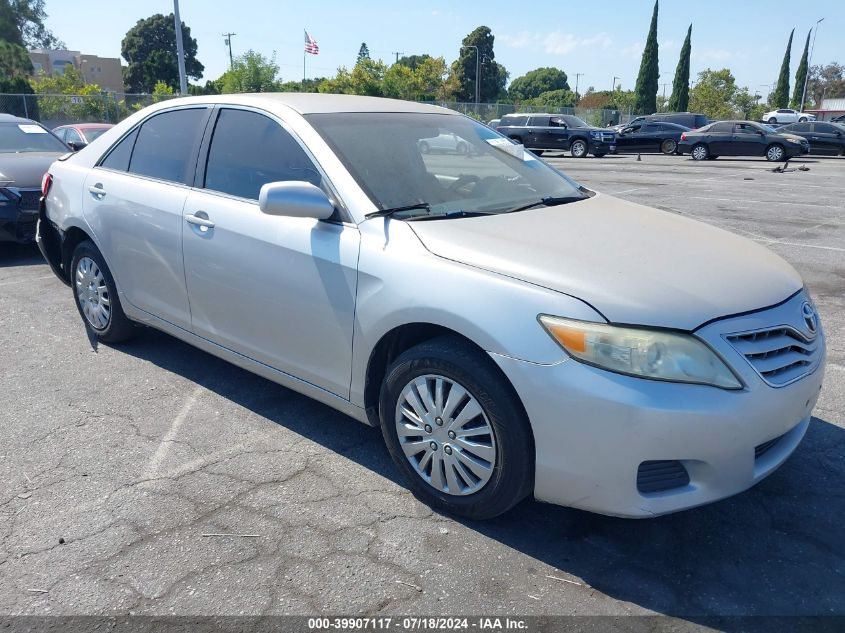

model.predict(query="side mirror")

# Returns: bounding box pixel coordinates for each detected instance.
[258,181,334,220]
[67,141,87,151]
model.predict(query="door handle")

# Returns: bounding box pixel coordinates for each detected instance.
[185,213,215,230]
[88,184,106,199]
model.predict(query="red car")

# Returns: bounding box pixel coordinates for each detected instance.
[52,123,114,150]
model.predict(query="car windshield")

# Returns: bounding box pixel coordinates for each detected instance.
[306,112,586,217]
[0,122,68,153]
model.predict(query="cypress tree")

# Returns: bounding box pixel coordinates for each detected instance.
[791,29,811,109]
[668,24,692,112]
[771,29,793,108]
[634,0,659,115]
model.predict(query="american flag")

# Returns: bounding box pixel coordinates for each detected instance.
[304,30,319,55]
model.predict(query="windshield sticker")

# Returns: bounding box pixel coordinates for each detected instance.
[18,124,48,134]
[485,137,530,161]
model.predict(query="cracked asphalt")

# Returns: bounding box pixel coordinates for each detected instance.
[0,154,843,620]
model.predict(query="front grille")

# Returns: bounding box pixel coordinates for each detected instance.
[755,433,786,459]
[637,460,690,494]
[17,190,41,212]
[726,327,820,387]
[600,132,615,143]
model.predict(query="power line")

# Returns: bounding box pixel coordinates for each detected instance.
[392,51,404,64]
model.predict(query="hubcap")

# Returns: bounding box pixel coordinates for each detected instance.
[768,146,784,160]
[75,256,111,330]
[692,146,706,160]
[664,140,677,153]
[573,142,586,156]
[395,374,497,496]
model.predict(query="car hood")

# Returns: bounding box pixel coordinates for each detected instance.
[0,152,63,188]
[408,194,802,330]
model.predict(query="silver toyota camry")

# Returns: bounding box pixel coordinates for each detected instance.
[38,94,826,519]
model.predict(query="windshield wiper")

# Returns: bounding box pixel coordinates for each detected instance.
[365,202,431,219]
[406,210,492,221]
[500,195,586,215]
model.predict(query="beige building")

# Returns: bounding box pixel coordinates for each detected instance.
[29,49,125,94]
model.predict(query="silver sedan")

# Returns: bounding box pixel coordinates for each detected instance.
[38,94,825,519]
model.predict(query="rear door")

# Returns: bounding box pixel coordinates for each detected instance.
[637,123,662,152]
[526,116,550,148]
[181,107,360,398]
[705,121,734,154]
[82,106,211,329]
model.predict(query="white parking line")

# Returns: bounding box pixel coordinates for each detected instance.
[142,385,203,481]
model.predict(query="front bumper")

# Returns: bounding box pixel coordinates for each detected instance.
[491,292,826,518]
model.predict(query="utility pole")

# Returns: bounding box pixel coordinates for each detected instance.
[461,45,480,105]
[223,33,236,70]
[574,73,583,104]
[800,18,824,112]
[173,0,188,95]
[392,51,403,64]
[612,76,620,92]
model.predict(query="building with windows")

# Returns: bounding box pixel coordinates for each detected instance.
[28,49,125,94]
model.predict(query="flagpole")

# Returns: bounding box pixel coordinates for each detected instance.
[303,29,306,83]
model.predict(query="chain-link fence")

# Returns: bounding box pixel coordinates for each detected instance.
[0,93,178,128]
[1,93,633,129]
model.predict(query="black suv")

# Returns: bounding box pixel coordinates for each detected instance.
[496,113,616,158]
[778,121,845,156]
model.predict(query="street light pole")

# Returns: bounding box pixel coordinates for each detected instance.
[574,73,583,104]
[612,76,620,92]
[800,18,824,112]
[173,0,188,95]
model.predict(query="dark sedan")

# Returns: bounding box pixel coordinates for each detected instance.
[614,121,689,154]
[0,114,69,243]
[778,121,845,156]
[677,120,810,162]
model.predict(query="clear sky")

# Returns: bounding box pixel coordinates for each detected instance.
[44,0,841,97]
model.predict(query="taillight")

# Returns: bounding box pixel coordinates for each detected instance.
[680,133,687,141]
[41,172,53,196]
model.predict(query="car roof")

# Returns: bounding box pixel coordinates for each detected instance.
[0,113,36,124]
[139,93,458,115]
[55,122,114,130]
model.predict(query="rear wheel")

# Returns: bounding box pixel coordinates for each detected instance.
[691,143,709,161]
[766,144,786,162]
[768,117,777,124]
[661,138,677,154]
[379,336,534,520]
[798,116,808,123]
[570,139,588,158]
[70,240,136,343]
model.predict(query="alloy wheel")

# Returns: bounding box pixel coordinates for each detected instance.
[571,140,587,157]
[692,145,708,160]
[75,256,111,330]
[662,139,677,154]
[394,374,497,496]
[767,145,785,161]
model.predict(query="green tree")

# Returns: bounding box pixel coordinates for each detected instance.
[350,58,386,96]
[152,80,175,102]
[396,54,431,71]
[219,50,279,93]
[121,13,204,93]
[807,62,845,106]
[668,24,691,112]
[0,76,37,118]
[318,67,353,94]
[689,68,739,119]
[771,29,793,108]
[452,26,508,102]
[383,62,416,100]
[633,0,659,114]
[1,0,63,48]
[29,65,111,122]
[508,67,569,101]
[356,42,370,65]
[791,29,811,109]
[0,38,31,77]
[276,77,325,93]
[524,88,576,108]
[414,57,448,100]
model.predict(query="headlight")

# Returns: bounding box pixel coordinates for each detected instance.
[786,138,801,143]
[589,131,602,138]
[539,315,743,389]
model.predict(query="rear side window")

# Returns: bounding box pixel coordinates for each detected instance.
[203,108,321,201]
[789,122,812,133]
[128,108,208,185]
[528,116,549,126]
[709,122,733,133]
[100,128,139,172]
[500,116,527,127]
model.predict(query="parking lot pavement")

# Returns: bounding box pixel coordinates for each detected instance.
[1,154,843,621]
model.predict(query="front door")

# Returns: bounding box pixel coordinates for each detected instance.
[181,107,360,398]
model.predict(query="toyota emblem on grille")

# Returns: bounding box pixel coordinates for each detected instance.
[801,302,818,334]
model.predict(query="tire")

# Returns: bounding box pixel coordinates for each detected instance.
[798,117,808,123]
[70,240,136,343]
[661,138,678,155]
[592,152,606,158]
[570,139,588,158]
[418,141,430,154]
[768,117,777,124]
[691,143,709,161]
[379,336,534,520]
[707,155,719,160]
[456,141,469,155]
[766,144,786,162]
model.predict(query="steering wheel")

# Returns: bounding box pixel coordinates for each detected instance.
[448,174,480,194]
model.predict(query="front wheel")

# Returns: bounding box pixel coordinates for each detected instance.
[766,144,786,162]
[798,117,808,123]
[570,139,588,158]
[691,143,709,161]
[71,240,136,343]
[768,117,777,124]
[379,336,534,520]
[661,138,678,154]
